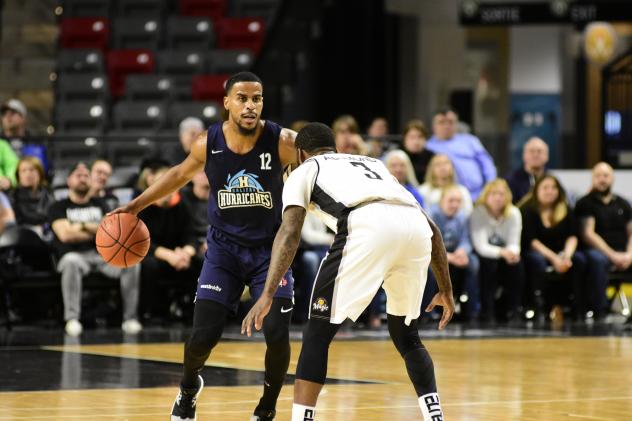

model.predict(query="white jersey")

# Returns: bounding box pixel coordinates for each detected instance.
[282,153,428,233]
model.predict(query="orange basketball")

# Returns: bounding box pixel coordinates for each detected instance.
[96,213,150,268]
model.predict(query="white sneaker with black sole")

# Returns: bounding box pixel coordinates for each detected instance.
[171,375,204,421]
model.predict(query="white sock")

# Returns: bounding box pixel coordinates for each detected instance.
[292,403,316,421]
[419,393,444,421]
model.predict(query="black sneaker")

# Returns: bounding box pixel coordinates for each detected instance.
[250,409,276,421]
[171,376,204,421]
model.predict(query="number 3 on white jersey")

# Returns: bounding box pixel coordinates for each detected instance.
[259,153,272,170]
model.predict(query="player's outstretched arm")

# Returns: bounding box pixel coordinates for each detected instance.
[109,132,207,216]
[241,205,306,337]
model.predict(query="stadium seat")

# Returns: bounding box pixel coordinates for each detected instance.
[57,49,105,73]
[125,74,174,100]
[168,101,222,129]
[191,74,229,102]
[107,49,155,97]
[179,0,226,23]
[112,101,167,132]
[166,16,215,50]
[56,73,109,101]
[60,0,111,17]
[107,166,139,188]
[54,101,108,135]
[155,50,205,76]
[59,17,110,51]
[206,49,253,74]
[49,140,103,171]
[216,17,265,54]
[117,0,165,17]
[112,17,163,50]
[232,0,280,23]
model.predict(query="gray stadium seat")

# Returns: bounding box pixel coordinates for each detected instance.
[54,101,108,135]
[112,17,163,50]
[166,16,215,50]
[156,50,205,75]
[232,0,280,24]
[107,166,139,188]
[125,74,174,100]
[49,139,104,171]
[56,73,109,101]
[112,101,167,132]
[61,0,111,18]
[168,101,222,129]
[57,49,105,73]
[117,0,165,17]
[206,49,254,74]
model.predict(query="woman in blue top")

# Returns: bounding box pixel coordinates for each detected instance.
[384,149,425,207]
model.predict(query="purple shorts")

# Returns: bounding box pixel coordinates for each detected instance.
[196,227,294,313]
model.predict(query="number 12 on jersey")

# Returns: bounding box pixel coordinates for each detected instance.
[259,153,272,170]
[350,161,383,180]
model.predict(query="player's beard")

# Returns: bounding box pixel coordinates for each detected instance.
[235,114,258,136]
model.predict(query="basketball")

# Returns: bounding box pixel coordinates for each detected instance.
[96,213,150,268]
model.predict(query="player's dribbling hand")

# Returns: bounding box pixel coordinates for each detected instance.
[107,202,140,217]
[425,291,455,330]
[241,295,273,337]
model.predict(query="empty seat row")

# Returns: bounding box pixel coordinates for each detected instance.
[54,100,222,134]
[60,0,227,20]
[59,16,265,53]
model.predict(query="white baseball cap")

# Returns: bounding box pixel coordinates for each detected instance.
[1,99,27,117]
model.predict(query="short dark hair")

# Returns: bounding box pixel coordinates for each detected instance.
[296,122,336,153]
[225,71,263,95]
[433,107,458,118]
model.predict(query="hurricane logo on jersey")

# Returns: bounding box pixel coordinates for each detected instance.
[217,170,273,209]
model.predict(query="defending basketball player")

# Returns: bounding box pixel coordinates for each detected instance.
[109,72,298,421]
[242,122,455,421]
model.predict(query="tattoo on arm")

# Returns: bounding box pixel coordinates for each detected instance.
[263,206,306,297]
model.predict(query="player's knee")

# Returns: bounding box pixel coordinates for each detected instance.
[387,314,423,357]
[186,325,223,359]
[262,298,292,346]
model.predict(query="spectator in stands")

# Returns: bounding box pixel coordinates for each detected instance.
[172,117,205,164]
[134,157,171,198]
[138,166,201,322]
[366,117,389,158]
[9,156,54,238]
[425,185,480,320]
[0,191,16,234]
[471,179,523,322]
[520,175,586,322]
[402,119,434,183]
[332,114,367,155]
[384,149,424,206]
[0,136,19,191]
[576,162,632,320]
[180,171,210,258]
[89,159,118,211]
[0,99,29,149]
[419,154,473,216]
[427,108,496,200]
[49,162,142,336]
[506,137,549,204]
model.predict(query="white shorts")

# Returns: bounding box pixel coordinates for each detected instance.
[309,202,433,326]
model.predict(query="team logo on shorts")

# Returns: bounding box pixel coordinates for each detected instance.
[218,170,273,209]
[312,297,329,312]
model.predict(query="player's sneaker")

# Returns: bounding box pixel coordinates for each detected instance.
[121,319,143,335]
[65,319,83,336]
[250,409,276,420]
[171,375,204,421]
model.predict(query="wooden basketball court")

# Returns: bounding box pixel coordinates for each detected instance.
[2,332,631,420]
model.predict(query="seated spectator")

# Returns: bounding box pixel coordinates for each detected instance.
[427,108,496,200]
[419,154,472,216]
[366,116,389,158]
[9,156,54,238]
[173,117,205,164]
[506,137,549,204]
[180,171,210,258]
[0,136,18,191]
[576,162,632,320]
[426,185,480,320]
[0,191,16,234]
[384,150,424,206]
[89,159,119,211]
[1,99,49,173]
[138,166,201,322]
[471,179,523,322]
[49,162,141,336]
[401,119,434,182]
[520,175,586,321]
[332,114,367,155]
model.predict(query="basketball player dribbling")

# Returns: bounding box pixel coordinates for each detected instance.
[110,72,298,421]
[242,122,455,421]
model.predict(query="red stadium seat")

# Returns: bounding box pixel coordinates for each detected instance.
[107,49,155,97]
[179,0,226,24]
[216,17,265,54]
[191,74,230,102]
[59,18,110,51]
